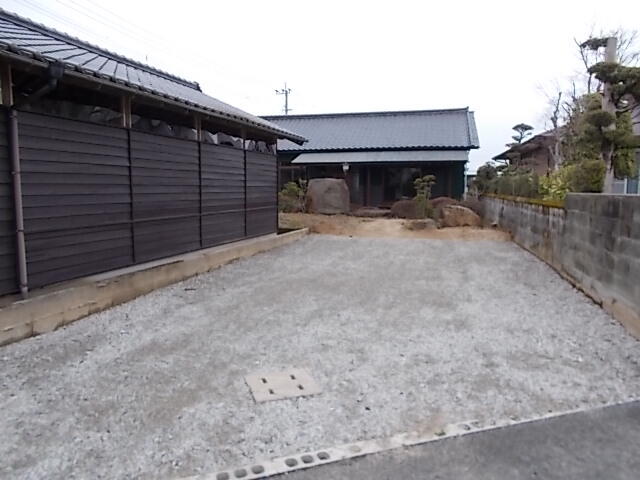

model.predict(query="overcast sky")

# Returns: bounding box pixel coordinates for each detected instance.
[4,0,640,171]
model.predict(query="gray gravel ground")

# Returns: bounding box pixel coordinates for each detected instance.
[1,235,639,479]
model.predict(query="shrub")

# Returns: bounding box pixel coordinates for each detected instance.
[539,167,574,201]
[571,159,605,192]
[492,166,539,198]
[539,160,604,201]
[473,163,498,193]
[413,175,436,219]
[278,180,307,213]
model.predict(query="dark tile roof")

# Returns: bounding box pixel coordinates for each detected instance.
[0,8,305,144]
[492,129,559,160]
[263,108,479,151]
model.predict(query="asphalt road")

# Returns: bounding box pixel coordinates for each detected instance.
[279,400,640,480]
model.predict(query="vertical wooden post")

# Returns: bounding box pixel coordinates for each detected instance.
[366,166,371,207]
[121,95,135,263]
[194,115,202,142]
[120,95,132,128]
[1,62,13,106]
[241,128,247,237]
[272,137,279,233]
[196,116,203,247]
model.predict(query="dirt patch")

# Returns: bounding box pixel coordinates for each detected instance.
[279,213,510,241]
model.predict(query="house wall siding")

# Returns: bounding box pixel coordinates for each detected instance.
[246,151,277,237]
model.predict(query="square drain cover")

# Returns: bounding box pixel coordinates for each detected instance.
[245,368,321,402]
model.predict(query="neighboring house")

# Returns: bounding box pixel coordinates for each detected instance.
[493,120,640,194]
[492,130,557,176]
[0,9,304,296]
[615,107,640,194]
[264,108,479,206]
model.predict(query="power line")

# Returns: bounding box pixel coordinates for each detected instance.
[11,0,283,109]
[275,83,292,114]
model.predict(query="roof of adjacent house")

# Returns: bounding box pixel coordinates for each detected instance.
[492,129,558,160]
[263,108,479,152]
[0,9,305,144]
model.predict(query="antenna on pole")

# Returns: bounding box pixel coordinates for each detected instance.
[275,82,292,115]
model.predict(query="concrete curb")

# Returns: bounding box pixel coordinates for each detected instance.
[0,229,308,347]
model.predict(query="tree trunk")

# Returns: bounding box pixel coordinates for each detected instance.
[603,161,616,193]
[601,37,618,193]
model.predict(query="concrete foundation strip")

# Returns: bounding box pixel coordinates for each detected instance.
[180,400,636,480]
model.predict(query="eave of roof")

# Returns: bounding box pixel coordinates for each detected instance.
[291,149,469,164]
[0,8,306,144]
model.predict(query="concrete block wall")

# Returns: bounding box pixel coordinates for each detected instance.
[482,194,640,337]
[482,196,565,266]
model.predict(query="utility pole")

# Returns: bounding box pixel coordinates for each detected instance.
[275,82,292,115]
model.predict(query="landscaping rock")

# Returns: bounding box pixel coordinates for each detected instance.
[431,196,460,209]
[306,178,350,214]
[390,199,419,219]
[441,205,482,227]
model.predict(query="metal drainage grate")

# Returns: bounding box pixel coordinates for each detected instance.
[245,368,321,403]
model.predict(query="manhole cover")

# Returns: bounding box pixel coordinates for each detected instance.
[245,368,321,402]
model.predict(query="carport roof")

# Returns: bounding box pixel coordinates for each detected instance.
[263,108,479,152]
[0,8,306,144]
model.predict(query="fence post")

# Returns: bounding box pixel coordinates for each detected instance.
[195,116,203,248]
[121,96,136,264]
[242,129,247,238]
[273,138,279,233]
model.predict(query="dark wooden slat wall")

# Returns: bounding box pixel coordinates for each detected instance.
[246,151,277,237]
[0,108,17,295]
[0,110,278,294]
[201,143,245,246]
[19,111,134,289]
[130,131,200,262]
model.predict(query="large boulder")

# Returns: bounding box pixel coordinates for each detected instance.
[390,199,419,219]
[431,196,460,209]
[441,205,482,227]
[306,178,350,214]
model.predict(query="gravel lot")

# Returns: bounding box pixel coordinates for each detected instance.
[1,235,639,479]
